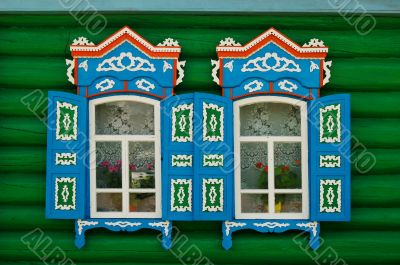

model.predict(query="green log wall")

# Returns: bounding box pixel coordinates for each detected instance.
[0,14,400,265]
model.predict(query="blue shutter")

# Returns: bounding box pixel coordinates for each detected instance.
[194,93,233,220]
[161,94,195,220]
[46,91,87,219]
[309,94,351,221]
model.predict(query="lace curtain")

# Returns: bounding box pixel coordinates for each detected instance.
[95,101,154,135]
[240,102,300,136]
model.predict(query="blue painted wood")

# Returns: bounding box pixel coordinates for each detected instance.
[75,219,172,249]
[221,220,320,250]
[309,94,351,221]
[0,0,398,14]
[193,93,233,220]
[46,91,87,219]
[161,93,195,220]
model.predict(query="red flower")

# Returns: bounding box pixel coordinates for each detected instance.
[281,165,290,172]
[146,163,154,170]
[256,162,263,169]
[129,164,137,171]
[263,165,269,172]
[294,159,301,165]
[108,165,118,173]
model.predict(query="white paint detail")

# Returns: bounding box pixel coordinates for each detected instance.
[241,52,301,73]
[79,60,89,71]
[157,38,179,47]
[77,220,99,235]
[296,222,318,237]
[320,179,342,213]
[72,36,94,46]
[163,60,172,72]
[171,154,192,167]
[104,221,142,228]
[96,52,156,72]
[253,222,290,228]
[278,80,298,92]
[219,37,241,46]
[320,104,341,143]
[135,79,155,92]
[224,221,246,236]
[211,59,220,84]
[176,60,186,85]
[244,80,263,93]
[323,60,332,85]
[55,177,76,210]
[172,103,193,142]
[310,61,319,72]
[65,59,74,84]
[55,153,77,166]
[95,79,115,92]
[171,179,192,212]
[319,155,341,168]
[303,38,325,47]
[56,101,78,141]
[203,154,224,167]
[224,60,234,72]
[149,221,170,236]
[203,102,224,142]
[202,178,223,212]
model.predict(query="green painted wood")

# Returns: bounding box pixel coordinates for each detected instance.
[1,231,400,264]
[1,57,400,90]
[1,28,400,58]
[1,14,400,29]
[2,117,400,148]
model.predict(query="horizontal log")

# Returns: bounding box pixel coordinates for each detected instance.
[1,57,400,91]
[2,172,398,208]
[2,88,400,119]
[1,205,399,232]
[2,117,400,148]
[0,230,399,264]
[0,146,399,175]
[1,14,399,30]
[1,28,400,58]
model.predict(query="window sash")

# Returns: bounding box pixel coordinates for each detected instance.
[89,96,161,218]
[234,96,309,219]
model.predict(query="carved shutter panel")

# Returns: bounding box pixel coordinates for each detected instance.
[309,94,351,221]
[46,92,87,219]
[194,93,233,220]
[162,94,195,220]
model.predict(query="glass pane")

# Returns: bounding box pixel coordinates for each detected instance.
[96,141,122,188]
[129,142,155,189]
[129,193,156,212]
[240,142,268,189]
[275,194,302,213]
[241,194,269,213]
[95,101,154,135]
[274,142,302,189]
[240,103,300,136]
[97,193,122,212]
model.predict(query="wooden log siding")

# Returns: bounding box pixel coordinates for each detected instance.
[0,14,399,264]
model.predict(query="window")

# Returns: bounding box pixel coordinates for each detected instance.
[90,96,161,218]
[234,96,308,219]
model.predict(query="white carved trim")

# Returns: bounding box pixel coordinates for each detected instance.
[72,37,94,46]
[303,38,325,47]
[211,59,220,84]
[310,61,319,72]
[323,60,332,85]
[56,101,78,141]
[149,221,170,236]
[241,52,301,73]
[172,103,193,142]
[320,104,341,143]
[171,179,192,212]
[278,80,298,92]
[163,60,172,72]
[55,153,77,166]
[203,102,224,142]
[253,222,290,228]
[70,26,181,55]
[296,221,318,237]
[203,154,224,167]
[320,179,342,213]
[96,52,156,72]
[202,178,223,212]
[55,177,76,210]
[95,79,115,92]
[176,60,186,85]
[77,220,98,235]
[135,79,155,92]
[157,38,179,47]
[104,221,142,228]
[319,155,341,168]
[79,60,88,72]
[224,221,246,236]
[244,80,263,93]
[224,60,234,72]
[219,37,241,47]
[65,59,74,84]
[217,28,328,56]
[171,154,192,167]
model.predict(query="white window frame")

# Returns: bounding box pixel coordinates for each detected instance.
[89,95,161,218]
[234,96,309,219]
